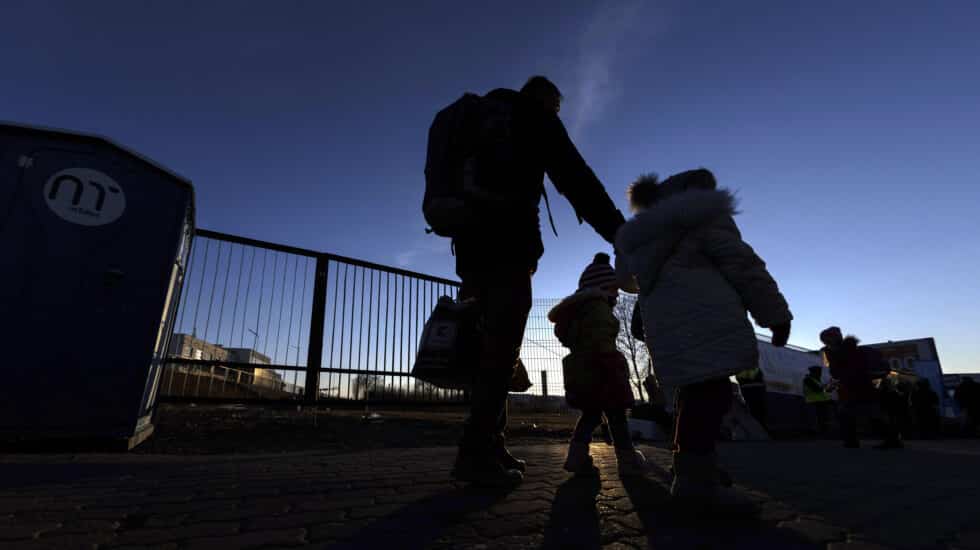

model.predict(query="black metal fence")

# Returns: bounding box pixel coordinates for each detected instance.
[161,229,464,405]
[161,230,657,407]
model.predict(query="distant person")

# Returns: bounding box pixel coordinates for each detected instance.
[910,378,940,439]
[424,76,627,486]
[616,169,792,514]
[549,253,648,477]
[820,327,903,449]
[954,377,979,436]
[803,366,834,436]
[878,375,909,446]
[735,366,768,431]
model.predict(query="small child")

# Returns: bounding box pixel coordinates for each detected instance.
[548,253,648,477]
[615,169,792,512]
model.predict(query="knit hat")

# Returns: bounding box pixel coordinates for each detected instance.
[578,253,617,291]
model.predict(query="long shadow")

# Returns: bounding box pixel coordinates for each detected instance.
[330,485,510,549]
[620,471,819,549]
[541,475,602,549]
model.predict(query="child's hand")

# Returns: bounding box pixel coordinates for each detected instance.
[770,322,791,347]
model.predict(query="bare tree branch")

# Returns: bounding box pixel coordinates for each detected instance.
[613,294,651,402]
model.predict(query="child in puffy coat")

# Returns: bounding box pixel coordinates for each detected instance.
[615,169,792,513]
[548,253,648,477]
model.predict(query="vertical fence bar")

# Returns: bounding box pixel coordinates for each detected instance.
[228,245,245,347]
[203,241,223,343]
[305,255,328,403]
[214,242,234,345]
[383,273,391,401]
[190,238,211,335]
[262,251,280,357]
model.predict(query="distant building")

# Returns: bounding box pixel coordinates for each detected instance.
[867,337,948,414]
[225,348,271,365]
[866,337,942,375]
[168,334,282,389]
[170,333,229,361]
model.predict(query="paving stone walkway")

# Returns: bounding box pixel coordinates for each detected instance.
[2,440,979,549]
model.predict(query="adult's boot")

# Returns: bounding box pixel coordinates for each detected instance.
[452,446,523,487]
[493,434,527,473]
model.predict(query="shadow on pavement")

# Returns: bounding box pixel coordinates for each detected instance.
[542,475,602,549]
[620,467,821,549]
[332,485,510,549]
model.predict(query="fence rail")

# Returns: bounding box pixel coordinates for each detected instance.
[162,229,466,405]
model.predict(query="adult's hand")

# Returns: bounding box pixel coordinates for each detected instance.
[770,321,791,347]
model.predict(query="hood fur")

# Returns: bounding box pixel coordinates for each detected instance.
[615,188,737,255]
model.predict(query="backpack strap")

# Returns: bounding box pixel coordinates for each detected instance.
[541,183,559,237]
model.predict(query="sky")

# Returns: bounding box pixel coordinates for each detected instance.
[3,0,979,373]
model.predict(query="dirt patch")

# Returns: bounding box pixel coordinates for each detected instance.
[136,403,579,455]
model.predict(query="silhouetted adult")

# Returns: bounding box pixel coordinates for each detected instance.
[955,377,979,436]
[820,326,902,449]
[426,76,626,485]
[911,378,940,439]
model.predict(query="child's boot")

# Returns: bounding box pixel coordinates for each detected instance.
[616,447,651,477]
[563,441,599,477]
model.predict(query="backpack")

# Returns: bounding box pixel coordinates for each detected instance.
[423,92,546,238]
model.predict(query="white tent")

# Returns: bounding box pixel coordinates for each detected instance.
[756,339,823,396]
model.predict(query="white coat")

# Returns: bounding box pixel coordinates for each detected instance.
[615,188,792,389]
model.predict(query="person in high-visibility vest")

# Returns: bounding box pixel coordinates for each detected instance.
[803,366,833,435]
[735,367,768,431]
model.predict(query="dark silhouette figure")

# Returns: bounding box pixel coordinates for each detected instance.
[550,254,647,477]
[955,377,979,437]
[425,76,626,486]
[910,378,940,439]
[803,366,834,436]
[820,327,902,449]
[879,376,910,443]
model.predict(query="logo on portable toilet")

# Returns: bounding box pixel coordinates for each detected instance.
[43,168,126,226]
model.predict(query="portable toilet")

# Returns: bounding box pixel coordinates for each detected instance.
[0,122,194,449]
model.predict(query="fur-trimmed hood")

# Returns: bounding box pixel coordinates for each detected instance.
[615,188,737,256]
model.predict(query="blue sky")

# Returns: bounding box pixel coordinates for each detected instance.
[3,0,979,373]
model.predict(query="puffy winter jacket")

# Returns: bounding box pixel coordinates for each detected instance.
[548,290,634,410]
[615,186,792,389]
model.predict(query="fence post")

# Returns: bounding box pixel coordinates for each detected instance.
[305,256,329,404]
[541,371,548,397]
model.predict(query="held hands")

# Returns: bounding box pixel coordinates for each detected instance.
[770,321,791,347]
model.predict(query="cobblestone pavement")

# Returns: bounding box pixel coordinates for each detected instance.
[2,440,979,549]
